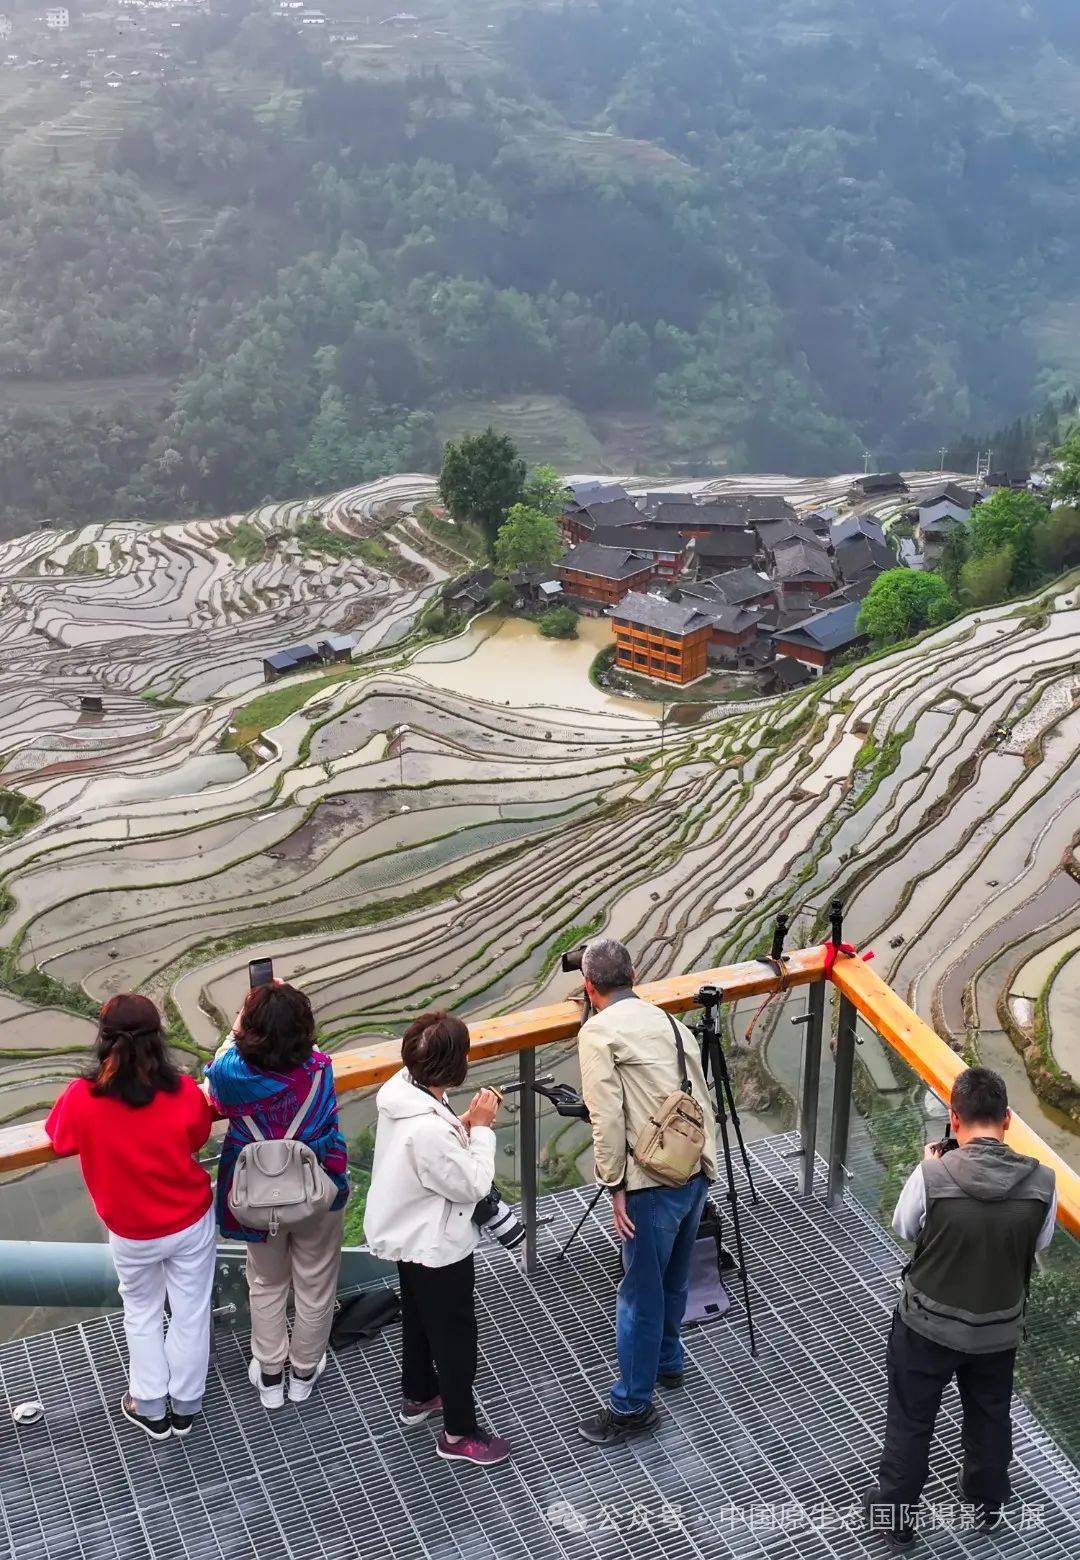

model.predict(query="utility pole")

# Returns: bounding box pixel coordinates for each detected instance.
[939,446,948,472]
[660,701,667,759]
[862,450,872,475]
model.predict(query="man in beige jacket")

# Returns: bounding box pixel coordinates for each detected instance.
[575,938,717,1447]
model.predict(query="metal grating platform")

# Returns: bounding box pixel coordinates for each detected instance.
[2,1134,1079,1560]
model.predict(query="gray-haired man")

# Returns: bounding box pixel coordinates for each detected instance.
[574,938,717,1447]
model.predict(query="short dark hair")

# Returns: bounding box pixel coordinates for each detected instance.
[89,993,180,1107]
[951,1067,1008,1126]
[235,983,317,1072]
[402,1011,470,1089]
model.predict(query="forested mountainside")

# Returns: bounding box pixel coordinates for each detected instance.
[3,0,1080,527]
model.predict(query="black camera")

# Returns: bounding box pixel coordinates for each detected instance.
[561,944,587,974]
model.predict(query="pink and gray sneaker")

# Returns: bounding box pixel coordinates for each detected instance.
[400,1395,442,1426]
[435,1428,511,1467]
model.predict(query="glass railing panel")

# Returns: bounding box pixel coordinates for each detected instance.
[0,1154,114,1344]
[838,1012,1080,1468]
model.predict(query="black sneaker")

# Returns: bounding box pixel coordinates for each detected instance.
[958,1483,1007,1532]
[577,1403,661,1446]
[861,1487,917,1552]
[169,1409,196,1438]
[120,1393,171,1442]
[657,1371,684,1390]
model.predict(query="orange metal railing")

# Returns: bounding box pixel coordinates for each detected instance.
[2,947,1078,1239]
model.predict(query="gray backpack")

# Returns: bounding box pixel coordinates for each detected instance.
[227,1071,341,1236]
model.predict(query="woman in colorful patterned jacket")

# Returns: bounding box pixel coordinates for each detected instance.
[205,982,348,1409]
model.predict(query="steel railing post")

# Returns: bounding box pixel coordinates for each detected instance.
[798,978,827,1197]
[518,1045,538,1274]
[827,992,858,1208]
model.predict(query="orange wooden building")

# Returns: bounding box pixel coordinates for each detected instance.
[610,592,713,685]
[558,543,654,608]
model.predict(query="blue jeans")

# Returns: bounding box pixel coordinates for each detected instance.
[611,1174,709,1416]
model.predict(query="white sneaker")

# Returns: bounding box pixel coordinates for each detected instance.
[248,1357,285,1410]
[288,1354,327,1404]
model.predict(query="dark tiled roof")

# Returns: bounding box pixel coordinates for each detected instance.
[771,656,815,688]
[264,651,298,671]
[917,482,976,510]
[831,514,887,546]
[850,472,909,494]
[917,510,967,534]
[567,480,630,507]
[695,530,759,560]
[705,568,776,605]
[611,591,711,635]
[819,576,878,607]
[773,541,836,583]
[652,500,751,531]
[594,524,688,555]
[834,535,893,582]
[650,502,711,529]
[638,490,697,511]
[756,519,820,553]
[577,497,645,530]
[708,604,767,635]
[772,599,864,652]
[733,494,798,521]
[559,544,652,581]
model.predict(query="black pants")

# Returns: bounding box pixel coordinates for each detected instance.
[397,1255,478,1437]
[878,1314,1016,1527]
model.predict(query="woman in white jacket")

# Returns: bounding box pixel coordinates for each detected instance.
[364,1011,511,1467]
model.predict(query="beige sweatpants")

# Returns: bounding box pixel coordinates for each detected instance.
[246,1208,345,1372]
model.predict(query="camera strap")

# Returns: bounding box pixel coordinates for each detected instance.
[665,1011,693,1096]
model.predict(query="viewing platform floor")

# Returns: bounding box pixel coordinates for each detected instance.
[2,1134,1079,1560]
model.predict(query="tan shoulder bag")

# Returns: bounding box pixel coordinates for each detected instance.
[631,1012,706,1188]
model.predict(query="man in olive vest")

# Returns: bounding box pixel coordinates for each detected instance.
[864,1067,1057,1551]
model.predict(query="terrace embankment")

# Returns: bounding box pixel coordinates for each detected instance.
[0,476,1078,1207]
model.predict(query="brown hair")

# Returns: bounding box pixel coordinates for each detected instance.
[402,1011,470,1090]
[88,993,179,1107]
[234,983,317,1072]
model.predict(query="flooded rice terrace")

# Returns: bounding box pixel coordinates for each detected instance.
[1,480,1079,1343]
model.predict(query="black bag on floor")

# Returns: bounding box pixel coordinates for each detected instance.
[684,1200,736,1327]
[330,1288,401,1351]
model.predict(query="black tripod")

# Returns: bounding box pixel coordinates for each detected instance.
[689,983,759,1357]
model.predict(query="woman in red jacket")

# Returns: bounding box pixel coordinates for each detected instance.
[46,993,216,1441]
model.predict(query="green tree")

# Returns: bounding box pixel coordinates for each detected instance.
[493,503,564,573]
[439,429,526,549]
[1051,427,1080,505]
[488,578,516,613]
[968,489,1048,589]
[937,528,970,596]
[856,569,956,646]
[522,463,572,519]
[538,605,579,639]
[1034,506,1080,575]
[959,546,1015,608]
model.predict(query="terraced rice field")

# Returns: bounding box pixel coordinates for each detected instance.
[1,469,1078,1181]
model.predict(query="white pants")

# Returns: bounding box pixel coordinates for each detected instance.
[110,1206,217,1418]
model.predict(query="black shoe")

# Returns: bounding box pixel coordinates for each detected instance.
[169,1409,196,1438]
[861,1488,917,1551]
[577,1403,661,1447]
[958,1484,1007,1532]
[120,1393,171,1442]
[657,1371,684,1390]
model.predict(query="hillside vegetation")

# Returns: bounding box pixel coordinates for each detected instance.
[3,0,1080,528]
